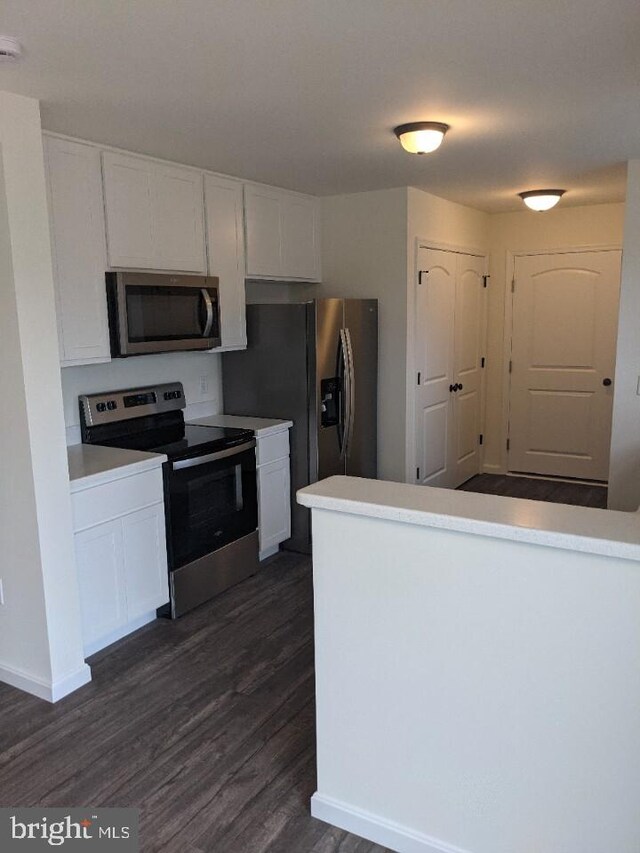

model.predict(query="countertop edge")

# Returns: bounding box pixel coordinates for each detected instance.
[297,477,640,563]
[69,453,167,493]
[187,415,293,437]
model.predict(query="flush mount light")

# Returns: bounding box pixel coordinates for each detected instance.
[394,122,450,154]
[0,36,22,61]
[518,189,565,211]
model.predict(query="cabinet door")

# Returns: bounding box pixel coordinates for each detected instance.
[121,504,169,619]
[75,519,127,653]
[258,457,291,553]
[153,164,206,272]
[205,174,247,349]
[281,194,321,281]
[102,152,155,268]
[45,136,110,365]
[244,185,283,277]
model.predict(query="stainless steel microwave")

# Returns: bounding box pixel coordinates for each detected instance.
[106,271,221,356]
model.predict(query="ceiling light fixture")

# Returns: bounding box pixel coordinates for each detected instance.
[394,122,449,154]
[518,189,565,211]
[0,36,22,61]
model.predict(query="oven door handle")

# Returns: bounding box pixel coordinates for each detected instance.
[201,288,214,338]
[171,440,256,470]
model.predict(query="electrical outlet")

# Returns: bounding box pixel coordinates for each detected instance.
[199,375,209,396]
[0,579,4,605]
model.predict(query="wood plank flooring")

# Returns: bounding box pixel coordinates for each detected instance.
[0,552,388,853]
[459,473,608,508]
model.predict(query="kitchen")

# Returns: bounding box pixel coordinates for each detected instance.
[2,2,640,852]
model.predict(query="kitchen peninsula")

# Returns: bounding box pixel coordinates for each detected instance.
[298,476,640,853]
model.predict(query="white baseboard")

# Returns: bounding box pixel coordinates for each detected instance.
[310,793,473,853]
[0,661,91,703]
[481,463,504,474]
[84,610,157,658]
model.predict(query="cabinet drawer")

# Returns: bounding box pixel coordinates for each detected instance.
[72,467,164,532]
[256,430,290,466]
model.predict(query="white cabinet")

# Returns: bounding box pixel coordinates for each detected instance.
[204,174,247,350]
[244,184,321,281]
[71,467,169,657]
[44,136,111,366]
[102,151,206,273]
[256,429,291,559]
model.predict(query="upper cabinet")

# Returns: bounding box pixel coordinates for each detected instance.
[244,184,321,281]
[102,152,206,273]
[45,136,111,366]
[204,174,247,350]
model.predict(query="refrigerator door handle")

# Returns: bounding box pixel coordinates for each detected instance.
[343,327,356,458]
[339,329,350,459]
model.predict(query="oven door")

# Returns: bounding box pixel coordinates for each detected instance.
[108,272,221,355]
[164,441,257,571]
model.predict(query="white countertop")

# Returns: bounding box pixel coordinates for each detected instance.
[67,444,166,492]
[188,414,293,437]
[297,475,640,562]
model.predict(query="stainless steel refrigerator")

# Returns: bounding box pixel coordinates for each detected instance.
[222,299,378,552]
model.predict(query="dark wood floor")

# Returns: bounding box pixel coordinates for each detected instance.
[0,552,388,853]
[459,473,608,509]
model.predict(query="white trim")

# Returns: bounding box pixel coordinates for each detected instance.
[311,793,474,853]
[259,544,280,561]
[416,236,486,258]
[0,662,91,703]
[83,611,157,658]
[500,245,623,474]
[482,462,503,474]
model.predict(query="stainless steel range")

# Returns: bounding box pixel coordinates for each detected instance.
[79,382,259,618]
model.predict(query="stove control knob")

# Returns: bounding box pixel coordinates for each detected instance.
[164,392,171,400]
[107,400,117,411]
[96,402,106,413]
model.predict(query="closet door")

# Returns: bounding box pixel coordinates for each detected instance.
[414,248,485,489]
[415,248,456,487]
[451,254,484,487]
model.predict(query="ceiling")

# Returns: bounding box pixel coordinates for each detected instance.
[1,0,638,212]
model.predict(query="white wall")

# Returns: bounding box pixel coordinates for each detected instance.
[405,187,490,481]
[310,506,640,853]
[485,203,625,472]
[321,188,408,482]
[61,352,223,440]
[0,92,89,702]
[609,163,640,510]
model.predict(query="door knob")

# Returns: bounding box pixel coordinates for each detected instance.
[602,377,612,387]
[449,384,455,392]
[458,383,464,391]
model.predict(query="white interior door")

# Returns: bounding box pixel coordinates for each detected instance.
[415,248,456,487]
[509,250,621,480]
[452,254,485,485]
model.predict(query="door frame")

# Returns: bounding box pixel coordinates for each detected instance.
[406,237,489,485]
[500,243,622,475]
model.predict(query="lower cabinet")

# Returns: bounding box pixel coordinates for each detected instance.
[256,430,292,559]
[72,469,169,656]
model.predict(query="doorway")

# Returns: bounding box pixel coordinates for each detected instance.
[506,249,621,481]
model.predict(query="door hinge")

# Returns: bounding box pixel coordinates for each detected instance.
[506,438,510,451]
[481,356,485,368]
[416,466,420,480]
[418,270,429,284]
[482,275,489,288]
[417,371,421,385]
[511,278,516,293]
[509,359,513,373]
[479,434,484,445]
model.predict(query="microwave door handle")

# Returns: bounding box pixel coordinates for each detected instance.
[201,288,214,338]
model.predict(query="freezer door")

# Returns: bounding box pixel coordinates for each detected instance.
[344,299,378,478]
[316,299,346,480]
